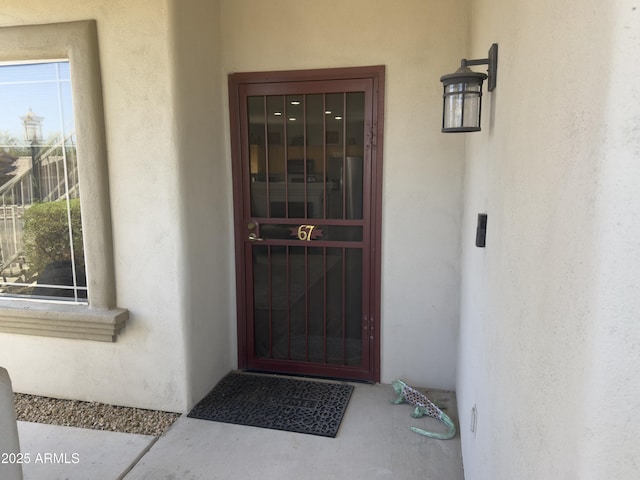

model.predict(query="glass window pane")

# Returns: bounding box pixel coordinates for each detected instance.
[325,93,344,219]
[0,61,85,302]
[324,92,365,220]
[345,93,364,220]
[286,95,305,218]
[343,248,362,365]
[266,95,285,183]
[267,95,286,218]
[305,94,325,219]
[253,244,271,358]
[248,96,266,217]
[325,247,362,365]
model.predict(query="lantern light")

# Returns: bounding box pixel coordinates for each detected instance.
[440,44,498,133]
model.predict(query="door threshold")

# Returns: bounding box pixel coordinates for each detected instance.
[243,369,375,385]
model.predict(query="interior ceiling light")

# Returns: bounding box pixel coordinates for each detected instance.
[440,43,498,133]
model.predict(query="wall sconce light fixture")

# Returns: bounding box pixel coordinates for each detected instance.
[440,44,498,133]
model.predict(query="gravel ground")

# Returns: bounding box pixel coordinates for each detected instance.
[14,393,181,436]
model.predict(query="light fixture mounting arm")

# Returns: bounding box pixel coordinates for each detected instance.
[460,44,498,91]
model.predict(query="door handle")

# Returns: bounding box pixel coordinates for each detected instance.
[248,233,264,242]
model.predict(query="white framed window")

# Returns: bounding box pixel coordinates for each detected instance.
[0,60,86,303]
[0,21,127,341]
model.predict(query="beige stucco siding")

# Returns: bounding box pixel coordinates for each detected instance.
[0,0,468,409]
[0,0,190,411]
[458,0,640,479]
[0,4,637,479]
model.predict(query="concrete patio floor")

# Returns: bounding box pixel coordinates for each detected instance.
[17,382,464,480]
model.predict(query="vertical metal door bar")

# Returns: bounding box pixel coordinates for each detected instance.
[284,97,290,218]
[341,92,348,361]
[322,247,328,363]
[267,245,274,358]
[322,94,328,219]
[302,95,310,359]
[262,96,272,217]
[304,246,309,362]
[341,247,347,365]
[341,93,347,220]
[303,94,309,218]
[286,245,291,359]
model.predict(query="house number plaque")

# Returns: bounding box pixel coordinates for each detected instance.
[290,224,323,241]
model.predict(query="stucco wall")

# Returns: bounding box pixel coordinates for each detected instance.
[169,0,234,409]
[0,0,469,410]
[220,0,468,389]
[0,0,204,411]
[458,0,640,478]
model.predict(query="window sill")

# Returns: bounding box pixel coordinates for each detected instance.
[0,300,128,342]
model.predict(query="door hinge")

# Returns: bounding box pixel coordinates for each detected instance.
[371,121,377,148]
[364,314,375,341]
[365,121,376,151]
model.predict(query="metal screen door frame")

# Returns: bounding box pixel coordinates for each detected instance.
[228,66,384,382]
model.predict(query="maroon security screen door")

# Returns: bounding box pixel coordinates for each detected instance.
[229,67,384,382]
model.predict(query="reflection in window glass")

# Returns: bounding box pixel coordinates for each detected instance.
[0,61,85,303]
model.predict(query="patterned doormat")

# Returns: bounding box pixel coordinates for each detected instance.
[187,372,354,437]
